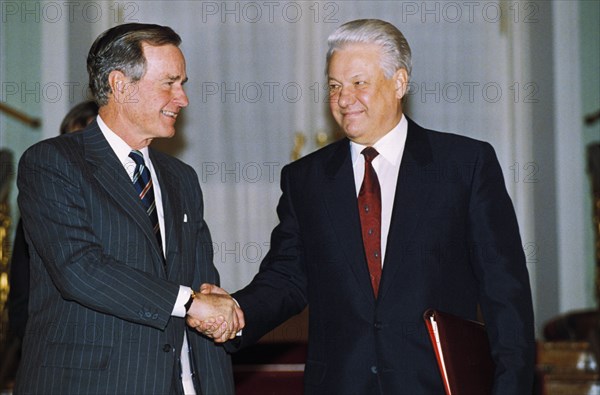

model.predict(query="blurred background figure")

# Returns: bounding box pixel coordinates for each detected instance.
[58,100,99,136]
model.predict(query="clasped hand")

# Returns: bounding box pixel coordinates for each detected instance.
[186,284,245,343]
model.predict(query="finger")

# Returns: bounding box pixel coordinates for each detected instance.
[198,320,214,332]
[220,325,233,343]
[228,328,237,340]
[195,322,213,336]
[226,323,237,341]
[200,321,224,338]
[198,317,219,330]
[187,316,202,328]
[230,307,239,333]
[210,286,228,295]
[192,317,215,331]
[198,315,222,337]
[235,306,245,330]
[200,283,213,294]
[226,309,238,340]
[192,325,212,337]
[211,321,228,342]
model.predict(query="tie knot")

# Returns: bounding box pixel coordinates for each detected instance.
[361,147,379,163]
[129,150,145,166]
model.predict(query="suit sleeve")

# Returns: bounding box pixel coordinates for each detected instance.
[229,165,308,349]
[191,171,220,288]
[17,142,180,330]
[467,142,535,394]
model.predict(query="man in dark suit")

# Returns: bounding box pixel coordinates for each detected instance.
[200,19,535,394]
[15,23,242,394]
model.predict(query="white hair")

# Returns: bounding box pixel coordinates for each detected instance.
[326,19,412,80]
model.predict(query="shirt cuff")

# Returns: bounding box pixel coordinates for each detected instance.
[232,297,243,336]
[172,285,192,317]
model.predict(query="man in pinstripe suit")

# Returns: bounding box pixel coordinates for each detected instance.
[15,23,242,394]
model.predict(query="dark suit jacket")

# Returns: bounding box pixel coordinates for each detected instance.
[8,219,29,339]
[15,121,234,395]
[231,118,535,394]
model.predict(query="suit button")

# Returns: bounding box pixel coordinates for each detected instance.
[162,344,172,352]
[374,321,383,330]
[371,365,378,374]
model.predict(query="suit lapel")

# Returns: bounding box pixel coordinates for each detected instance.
[151,150,183,280]
[378,118,434,300]
[323,139,377,303]
[83,122,166,275]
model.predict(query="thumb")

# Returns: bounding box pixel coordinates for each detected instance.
[200,283,213,294]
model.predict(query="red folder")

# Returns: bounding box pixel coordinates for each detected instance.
[423,309,495,395]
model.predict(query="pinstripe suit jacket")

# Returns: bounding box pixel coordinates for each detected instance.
[15,121,234,395]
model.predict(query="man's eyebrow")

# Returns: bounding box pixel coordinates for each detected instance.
[328,72,366,81]
[166,75,188,84]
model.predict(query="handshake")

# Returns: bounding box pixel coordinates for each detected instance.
[185,284,245,343]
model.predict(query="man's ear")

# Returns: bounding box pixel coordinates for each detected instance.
[394,68,409,100]
[107,70,129,103]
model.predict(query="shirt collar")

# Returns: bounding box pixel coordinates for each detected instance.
[96,115,151,168]
[350,114,408,166]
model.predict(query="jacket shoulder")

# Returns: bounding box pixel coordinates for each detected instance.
[408,118,494,162]
[20,131,85,168]
[285,138,348,170]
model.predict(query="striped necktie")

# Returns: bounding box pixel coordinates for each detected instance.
[129,150,163,255]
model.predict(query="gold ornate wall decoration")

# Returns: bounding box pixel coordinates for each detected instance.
[315,131,330,149]
[291,132,306,161]
[291,130,334,161]
[0,148,13,347]
[587,144,600,304]
[0,202,9,311]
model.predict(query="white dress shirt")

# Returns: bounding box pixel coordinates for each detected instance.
[97,115,196,394]
[350,115,408,267]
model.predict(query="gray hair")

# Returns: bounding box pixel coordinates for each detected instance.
[326,19,412,80]
[87,23,181,106]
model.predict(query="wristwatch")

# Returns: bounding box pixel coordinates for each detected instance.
[184,289,196,313]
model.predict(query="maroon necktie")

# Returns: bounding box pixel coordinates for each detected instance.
[358,147,382,297]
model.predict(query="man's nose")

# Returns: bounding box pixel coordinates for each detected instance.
[175,86,189,107]
[337,86,355,108]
